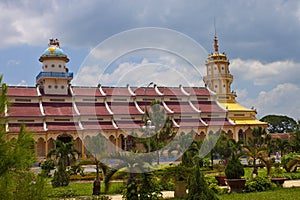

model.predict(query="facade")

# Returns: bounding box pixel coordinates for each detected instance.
[3,37,266,159]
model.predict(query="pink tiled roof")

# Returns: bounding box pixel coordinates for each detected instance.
[115,120,143,129]
[46,122,80,131]
[202,118,233,126]
[8,103,42,117]
[164,101,196,114]
[8,123,44,133]
[82,121,116,130]
[108,102,142,115]
[174,118,206,128]
[157,87,184,96]
[7,87,38,97]
[72,87,103,97]
[76,102,111,116]
[43,102,77,116]
[131,87,158,96]
[191,101,225,113]
[183,87,211,96]
[102,87,131,96]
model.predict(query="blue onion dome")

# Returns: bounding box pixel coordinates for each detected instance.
[39,38,69,62]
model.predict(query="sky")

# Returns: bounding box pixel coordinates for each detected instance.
[0,0,300,120]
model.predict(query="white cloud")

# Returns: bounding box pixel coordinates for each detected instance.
[231,59,300,86]
[17,80,27,86]
[238,83,300,120]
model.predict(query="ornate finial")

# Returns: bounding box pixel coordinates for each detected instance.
[214,36,219,53]
[48,38,60,48]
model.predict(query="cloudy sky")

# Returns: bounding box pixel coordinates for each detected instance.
[1,0,300,120]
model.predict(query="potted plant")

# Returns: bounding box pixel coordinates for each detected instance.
[214,162,227,186]
[225,154,246,192]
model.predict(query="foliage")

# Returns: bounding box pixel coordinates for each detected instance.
[179,138,202,167]
[139,173,163,200]
[281,153,300,172]
[260,115,297,133]
[208,183,229,195]
[161,164,192,182]
[225,154,245,179]
[141,100,176,164]
[186,164,219,200]
[85,133,117,193]
[0,171,46,200]
[123,175,138,200]
[52,163,70,187]
[244,176,276,193]
[0,76,46,199]
[69,162,84,175]
[48,140,80,187]
[244,127,274,176]
[273,138,291,157]
[292,129,300,153]
[41,158,55,176]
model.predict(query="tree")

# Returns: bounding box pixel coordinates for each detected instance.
[85,133,117,194]
[274,138,291,157]
[144,100,176,164]
[48,139,80,187]
[0,75,46,199]
[261,115,297,133]
[291,128,300,153]
[187,162,219,200]
[243,127,274,176]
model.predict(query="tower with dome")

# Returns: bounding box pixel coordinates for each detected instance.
[36,38,73,95]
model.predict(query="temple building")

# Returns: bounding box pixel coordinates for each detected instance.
[3,37,267,159]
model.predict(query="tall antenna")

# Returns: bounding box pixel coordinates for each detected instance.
[214,17,217,37]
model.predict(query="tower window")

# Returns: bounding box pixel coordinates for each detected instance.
[55,85,58,89]
[45,65,48,68]
[223,84,226,88]
[52,64,55,68]
[59,64,62,68]
[48,85,52,89]
[61,85,65,89]
[215,85,218,88]
[222,67,224,70]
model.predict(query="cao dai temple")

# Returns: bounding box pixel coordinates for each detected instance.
[3,37,267,159]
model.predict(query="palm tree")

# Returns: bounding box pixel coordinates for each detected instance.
[275,138,291,157]
[48,139,80,187]
[243,127,273,176]
[167,131,195,165]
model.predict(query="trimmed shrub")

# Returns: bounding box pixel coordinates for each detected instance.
[225,154,244,179]
[244,176,276,192]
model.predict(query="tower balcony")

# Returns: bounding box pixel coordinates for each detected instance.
[36,72,73,81]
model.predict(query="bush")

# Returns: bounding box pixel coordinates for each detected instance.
[281,153,299,172]
[208,183,229,195]
[186,165,218,200]
[225,154,244,179]
[40,159,55,177]
[51,168,70,187]
[244,176,276,193]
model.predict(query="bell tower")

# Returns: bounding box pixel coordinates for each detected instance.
[36,39,73,95]
[203,36,236,102]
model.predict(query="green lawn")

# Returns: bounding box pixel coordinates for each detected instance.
[219,187,300,200]
[46,181,125,199]
[167,187,300,200]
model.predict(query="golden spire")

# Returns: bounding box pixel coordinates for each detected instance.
[214,36,219,53]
